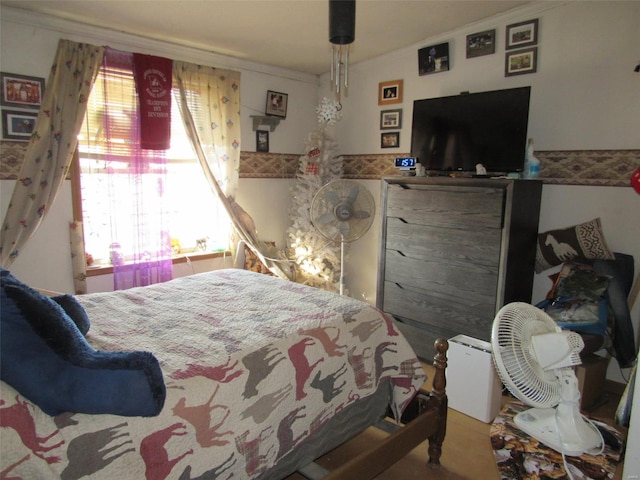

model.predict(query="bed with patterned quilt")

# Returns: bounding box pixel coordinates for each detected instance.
[0,268,448,479]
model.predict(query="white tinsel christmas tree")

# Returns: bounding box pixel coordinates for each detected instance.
[286,98,344,292]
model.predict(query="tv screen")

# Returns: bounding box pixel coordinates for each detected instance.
[410,86,531,175]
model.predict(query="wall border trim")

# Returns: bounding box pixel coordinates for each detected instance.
[2,142,637,187]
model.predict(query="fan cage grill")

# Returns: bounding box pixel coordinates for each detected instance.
[492,303,563,408]
[311,180,375,244]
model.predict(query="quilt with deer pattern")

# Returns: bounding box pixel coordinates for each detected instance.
[0,268,426,479]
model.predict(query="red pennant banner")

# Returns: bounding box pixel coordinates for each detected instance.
[133,53,172,150]
[632,166,640,195]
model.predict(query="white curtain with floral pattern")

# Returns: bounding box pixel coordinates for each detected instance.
[0,40,104,267]
[172,62,294,280]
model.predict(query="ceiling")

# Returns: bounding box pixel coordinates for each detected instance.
[1,0,532,75]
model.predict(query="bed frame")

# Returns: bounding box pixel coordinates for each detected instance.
[301,338,449,479]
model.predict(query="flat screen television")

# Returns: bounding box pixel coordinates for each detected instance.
[410,86,531,175]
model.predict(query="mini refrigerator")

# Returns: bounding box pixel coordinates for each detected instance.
[447,334,503,423]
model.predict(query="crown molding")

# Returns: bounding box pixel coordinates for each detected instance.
[1,5,318,85]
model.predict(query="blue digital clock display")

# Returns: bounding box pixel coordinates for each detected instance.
[395,157,416,168]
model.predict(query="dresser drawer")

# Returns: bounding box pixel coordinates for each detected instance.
[391,317,455,361]
[385,217,502,268]
[386,184,504,230]
[384,249,499,299]
[382,281,495,342]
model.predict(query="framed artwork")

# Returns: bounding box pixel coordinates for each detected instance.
[505,19,539,50]
[418,43,450,75]
[505,47,538,76]
[265,90,288,118]
[1,72,45,109]
[256,129,269,152]
[2,109,37,140]
[466,29,496,58]
[378,80,403,105]
[381,131,400,148]
[380,109,402,130]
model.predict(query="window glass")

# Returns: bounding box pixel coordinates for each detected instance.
[76,66,230,265]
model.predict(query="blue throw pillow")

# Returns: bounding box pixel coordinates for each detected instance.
[51,294,91,336]
[0,269,166,417]
[0,269,90,335]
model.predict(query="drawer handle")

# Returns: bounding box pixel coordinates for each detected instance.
[394,250,406,257]
[395,282,404,289]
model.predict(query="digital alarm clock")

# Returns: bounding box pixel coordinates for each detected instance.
[395,157,416,168]
[395,157,417,175]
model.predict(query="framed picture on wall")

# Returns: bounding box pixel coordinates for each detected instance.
[381,131,400,148]
[380,109,402,130]
[1,72,45,109]
[418,42,450,75]
[466,29,496,58]
[378,80,403,105]
[2,109,37,140]
[256,129,269,152]
[265,90,288,118]
[505,47,538,76]
[505,19,539,50]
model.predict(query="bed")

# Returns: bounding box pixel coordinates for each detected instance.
[0,268,448,479]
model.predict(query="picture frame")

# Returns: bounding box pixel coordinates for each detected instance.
[466,29,496,58]
[378,80,403,105]
[2,109,37,141]
[265,90,288,118]
[380,109,402,130]
[1,72,45,110]
[505,47,538,76]
[505,19,539,50]
[418,42,450,76]
[381,131,400,148]
[256,129,269,152]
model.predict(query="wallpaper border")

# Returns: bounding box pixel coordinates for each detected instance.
[1,141,637,187]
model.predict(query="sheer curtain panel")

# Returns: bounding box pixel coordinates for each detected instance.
[80,48,173,290]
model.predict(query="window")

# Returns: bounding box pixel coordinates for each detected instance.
[75,58,230,266]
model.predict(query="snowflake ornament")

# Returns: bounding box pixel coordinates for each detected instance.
[316,97,342,125]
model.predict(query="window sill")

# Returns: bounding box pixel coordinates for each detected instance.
[85,250,231,277]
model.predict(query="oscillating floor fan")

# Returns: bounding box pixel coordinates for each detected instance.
[491,302,603,457]
[310,179,375,295]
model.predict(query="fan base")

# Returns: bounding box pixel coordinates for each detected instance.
[514,407,602,456]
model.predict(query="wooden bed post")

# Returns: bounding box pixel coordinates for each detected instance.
[422,337,448,467]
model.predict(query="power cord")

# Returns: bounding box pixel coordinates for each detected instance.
[554,407,604,480]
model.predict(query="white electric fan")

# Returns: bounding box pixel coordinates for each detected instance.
[310,179,375,295]
[491,302,603,457]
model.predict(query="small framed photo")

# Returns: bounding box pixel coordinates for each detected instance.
[466,29,496,58]
[505,47,538,76]
[418,42,450,75]
[2,109,37,140]
[380,109,402,130]
[378,80,403,105]
[256,129,269,152]
[381,131,400,149]
[1,72,45,110]
[265,90,288,118]
[506,19,539,50]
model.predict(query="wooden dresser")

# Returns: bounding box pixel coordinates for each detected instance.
[376,176,542,360]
